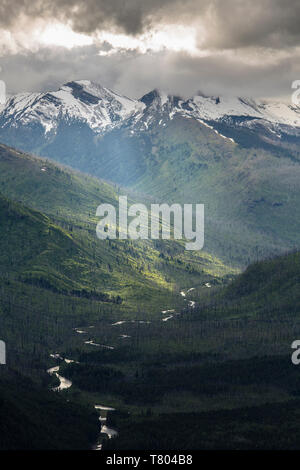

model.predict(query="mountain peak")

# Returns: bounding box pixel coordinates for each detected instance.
[140,89,169,107]
[60,80,103,105]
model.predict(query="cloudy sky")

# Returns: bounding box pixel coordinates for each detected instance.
[0,0,299,100]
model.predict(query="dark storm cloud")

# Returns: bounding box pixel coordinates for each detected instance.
[0,0,179,35]
[0,1,300,99]
[1,0,300,49]
[203,0,300,50]
[1,44,299,100]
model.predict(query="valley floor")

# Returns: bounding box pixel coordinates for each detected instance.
[37,262,300,450]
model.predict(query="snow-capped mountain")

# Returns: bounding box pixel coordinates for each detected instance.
[1,80,300,138]
[132,88,300,131]
[184,94,300,127]
[0,79,300,187]
[0,80,144,136]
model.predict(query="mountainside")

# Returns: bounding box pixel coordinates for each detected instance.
[0,143,231,309]
[0,370,98,450]
[189,250,300,321]
[1,81,300,265]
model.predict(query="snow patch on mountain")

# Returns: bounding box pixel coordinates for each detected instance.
[186,95,300,128]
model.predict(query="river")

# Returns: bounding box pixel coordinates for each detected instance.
[47,358,118,449]
[47,286,198,449]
